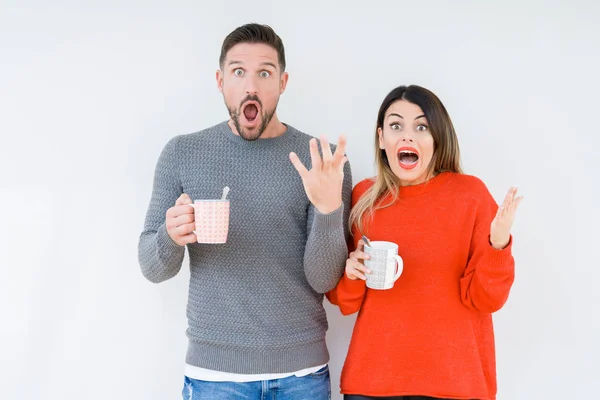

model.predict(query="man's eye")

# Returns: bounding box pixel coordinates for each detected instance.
[259,71,270,78]
[234,69,244,76]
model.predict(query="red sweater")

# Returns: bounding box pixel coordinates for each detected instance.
[326,172,515,400]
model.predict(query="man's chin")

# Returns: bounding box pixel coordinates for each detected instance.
[238,125,263,141]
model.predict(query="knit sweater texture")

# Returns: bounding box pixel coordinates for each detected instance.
[139,121,352,373]
[327,172,515,400]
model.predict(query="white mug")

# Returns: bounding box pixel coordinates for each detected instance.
[364,241,403,290]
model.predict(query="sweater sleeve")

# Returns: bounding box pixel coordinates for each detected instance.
[325,179,373,313]
[459,183,515,313]
[326,272,367,315]
[137,136,186,283]
[302,160,353,293]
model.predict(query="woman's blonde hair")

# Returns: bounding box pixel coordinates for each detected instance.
[349,85,463,234]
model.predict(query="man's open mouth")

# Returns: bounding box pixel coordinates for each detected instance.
[242,102,259,123]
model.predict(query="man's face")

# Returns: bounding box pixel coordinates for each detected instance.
[217,43,288,140]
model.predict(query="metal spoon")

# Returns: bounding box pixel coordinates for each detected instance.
[361,235,372,247]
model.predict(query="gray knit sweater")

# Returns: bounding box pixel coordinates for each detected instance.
[138,121,352,374]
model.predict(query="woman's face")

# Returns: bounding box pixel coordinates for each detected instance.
[378,100,435,186]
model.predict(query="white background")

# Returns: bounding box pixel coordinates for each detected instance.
[1,1,598,399]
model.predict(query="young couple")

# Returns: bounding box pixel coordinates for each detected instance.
[138,23,522,400]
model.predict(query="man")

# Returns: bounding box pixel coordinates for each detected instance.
[138,23,352,399]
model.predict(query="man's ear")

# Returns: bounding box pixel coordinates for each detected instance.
[279,71,289,94]
[216,69,224,93]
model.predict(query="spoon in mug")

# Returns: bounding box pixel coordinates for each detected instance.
[361,235,372,247]
[221,186,230,200]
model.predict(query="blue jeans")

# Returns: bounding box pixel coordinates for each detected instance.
[182,365,331,400]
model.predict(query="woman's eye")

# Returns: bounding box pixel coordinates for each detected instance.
[417,124,428,131]
[390,123,401,130]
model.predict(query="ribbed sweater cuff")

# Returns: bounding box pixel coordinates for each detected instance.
[484,234,514,272]
[340,273,367,290]
[311,203,344,233]
[156,223,184,261]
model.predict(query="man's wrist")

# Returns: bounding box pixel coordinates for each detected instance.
[314,201,342,215]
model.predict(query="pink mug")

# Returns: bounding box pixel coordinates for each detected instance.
[187,199,230,244]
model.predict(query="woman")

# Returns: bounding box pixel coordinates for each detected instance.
[326,85,522,400]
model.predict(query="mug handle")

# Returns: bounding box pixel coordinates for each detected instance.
[183,204,199,237]
[392,255,403,282]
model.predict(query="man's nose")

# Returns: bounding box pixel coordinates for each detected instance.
[244,75,259,94]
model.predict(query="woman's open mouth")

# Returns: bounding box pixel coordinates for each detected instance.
[397,147,419,170]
